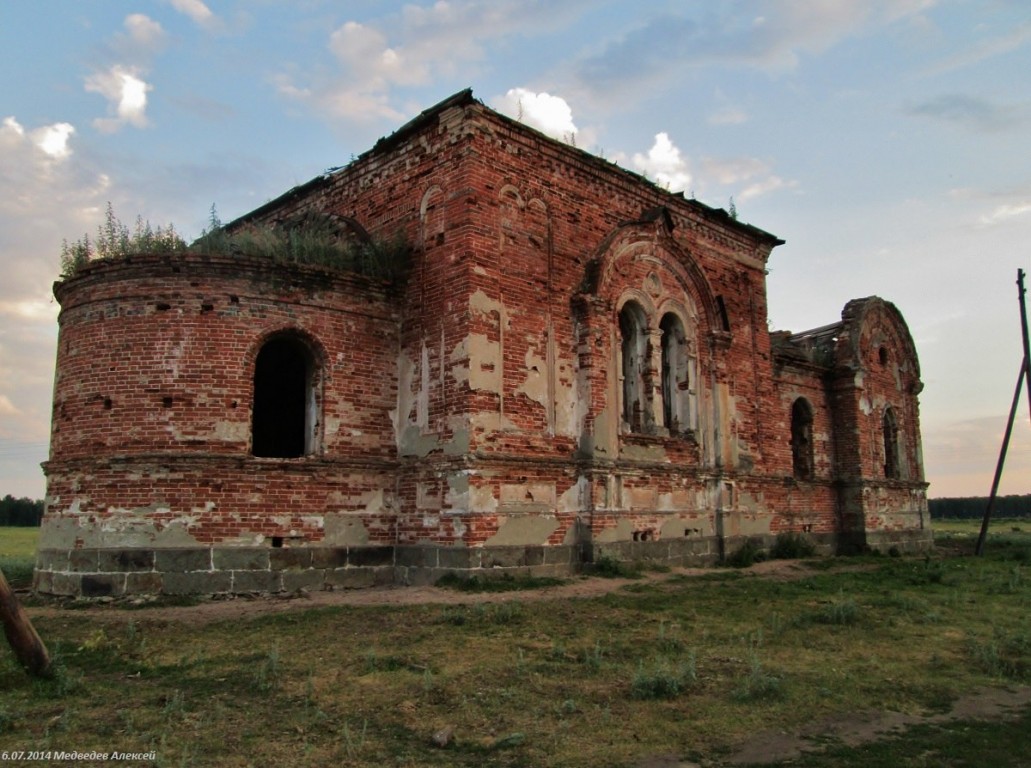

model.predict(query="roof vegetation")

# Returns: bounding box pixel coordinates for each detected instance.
[59,203,410,284]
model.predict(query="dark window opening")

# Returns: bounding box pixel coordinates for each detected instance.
[883,406,900,479]
[715,295,730,332]
[619,302,649,431]
[252,336,314,458]
[660,313,687,431]
[791,398,814,480]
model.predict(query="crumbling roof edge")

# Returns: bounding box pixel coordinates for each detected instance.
[226,87,784,248]
[224,89,478,231]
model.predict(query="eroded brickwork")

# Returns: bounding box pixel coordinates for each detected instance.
[37,90,929,597]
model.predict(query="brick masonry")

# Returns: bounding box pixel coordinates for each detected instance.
[36,90,930,597]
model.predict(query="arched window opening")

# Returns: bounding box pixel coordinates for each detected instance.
[619,302,649,432]
[883,406,900,479]
[252,335,317,458]
[660,313,695,433]
[790,398,814,480]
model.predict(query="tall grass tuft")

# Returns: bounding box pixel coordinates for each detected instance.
[630,655,696,700]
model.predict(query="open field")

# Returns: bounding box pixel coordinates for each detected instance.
[0,524,1029,766]
[0,526,39,589]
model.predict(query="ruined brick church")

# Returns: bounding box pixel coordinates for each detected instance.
[35,90,929,597]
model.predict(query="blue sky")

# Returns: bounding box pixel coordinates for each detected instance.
[1,0,1029,499]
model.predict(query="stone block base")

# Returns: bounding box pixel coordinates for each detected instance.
[32,528,935,598]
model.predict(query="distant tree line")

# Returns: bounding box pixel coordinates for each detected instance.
[0,495,43,526]
[929,494,1031,519]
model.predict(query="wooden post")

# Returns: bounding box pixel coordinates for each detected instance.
[976,360,1027,555]
[0,567,52,678]
[976,270,1031,556]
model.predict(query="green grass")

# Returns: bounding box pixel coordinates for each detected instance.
[0,527,39,589]
[435,572,567,592]
[0,527,1029,765]
[0,526,40,558]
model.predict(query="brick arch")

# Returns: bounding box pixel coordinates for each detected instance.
[836,297,922,391]
[585,218,723,337]
[247,326,328,458]
[419,185,445,249]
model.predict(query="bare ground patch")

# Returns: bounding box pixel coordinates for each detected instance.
[719,684,1031,766]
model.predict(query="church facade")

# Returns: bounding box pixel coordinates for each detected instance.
[35,91,930,597]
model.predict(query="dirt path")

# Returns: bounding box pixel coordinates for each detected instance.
[22,558,839,627]
[717,684,1031,766]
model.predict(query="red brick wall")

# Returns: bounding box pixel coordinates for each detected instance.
[40,93,928,582]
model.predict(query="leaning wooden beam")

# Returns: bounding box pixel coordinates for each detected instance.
[0,567,52,678]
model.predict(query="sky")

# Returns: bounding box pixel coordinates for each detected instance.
[1,0,1029,501]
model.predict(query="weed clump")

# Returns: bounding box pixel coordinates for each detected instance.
[194,207,410,283]
[587,555,642,578]
[630,655,696,700]
[733,654,785,702]
[435,572,565,593]
[725,539,767,568]
[60,202,186,277]
[770,532,816,560]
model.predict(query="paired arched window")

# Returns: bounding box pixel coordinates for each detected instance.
[883,406,900,479]
[790,398,814,480]
[619,302,697,436]
[660,313,695,433]
[619,302,649,431]
[252,335,319,458]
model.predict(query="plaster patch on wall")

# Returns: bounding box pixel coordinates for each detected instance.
[628,487,659,510]
[460,333,502,393]
[211,421,249,442]
[414,482,440,512]
[469,289,504,319]
[323,417,341,442]
[595,518,634,543]
[470,483,499,514]
[444,471,470,512]
[558,476,588,514]
[500,482,556,509]
[661,515,713,538]
[323,514,370,546]
[484,514,559,546]
[516,348,548,411]
[393,349,418,445]
[400,424,444,457]
[470,410,517,434]
[418,341,430,427]
[720,509,773,538]
[361,489,389,514]
[71,514,202,548]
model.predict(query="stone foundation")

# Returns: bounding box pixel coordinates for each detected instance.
[32,528,933,598]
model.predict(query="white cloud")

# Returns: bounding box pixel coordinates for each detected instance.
[124,13,165,48]
[632,133,691,193]
[280,1,594,124]
[2,117,75,162]
[0,115,112,479]
[33,123,75,159]
[979,202,1031,227]
[695,155,795,202]
[494,88,578,142]
[169,0,216,28]
[85,66,153,132]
